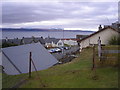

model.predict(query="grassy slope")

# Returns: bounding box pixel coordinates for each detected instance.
[2,73,27,88]
[21,47,118,88]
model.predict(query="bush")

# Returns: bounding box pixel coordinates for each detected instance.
[2,43,18,48]
[108,35,120,45]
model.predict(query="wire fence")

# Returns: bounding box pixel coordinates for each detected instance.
[1,51,42,88]
[1,45,80,89]
[1,52,44,88]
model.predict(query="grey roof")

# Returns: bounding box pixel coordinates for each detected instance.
[21,38,34,44]
[11,39,22,45]
[34,37,45,44]
[2,43,58,75]
[45,38,59,44]
[2,37,45,46]
[21,37,45,45]
[2,39,13,44]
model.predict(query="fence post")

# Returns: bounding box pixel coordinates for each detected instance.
[92,44,95,70]
[29,52,32,78]
[98,37,102,61]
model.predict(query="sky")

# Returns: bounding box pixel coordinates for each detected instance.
[1,0,119,31]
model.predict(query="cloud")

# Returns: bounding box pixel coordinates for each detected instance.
[2,1,118,31]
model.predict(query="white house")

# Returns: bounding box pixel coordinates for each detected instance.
[62,39,78,46]
[44,37,60,48]
[79,26,119,49]
[57,39,64,47]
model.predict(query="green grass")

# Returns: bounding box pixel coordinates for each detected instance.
[0,73,2,89]
[20,47,118,88]
[2,73,27,88]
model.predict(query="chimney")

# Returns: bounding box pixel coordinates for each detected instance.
[48,35,50,39]
[98,25,102,31]
[21,37,25,44]
[5,37,8,42]
[32,36,35,43]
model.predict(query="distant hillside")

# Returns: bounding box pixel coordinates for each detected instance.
[2,28,94,33]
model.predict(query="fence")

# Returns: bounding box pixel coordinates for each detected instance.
[93,44,119,68]
[1,51,44,88]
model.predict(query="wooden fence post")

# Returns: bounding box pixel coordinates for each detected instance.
[92,44,95,70]
[98,37,102,61]
[29,52,32,78]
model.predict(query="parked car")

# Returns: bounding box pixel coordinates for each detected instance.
[48,48,62,53]
[59,47,64,50]
[48,49,56,53]
[64,47,69,50]
[54,48,62,52]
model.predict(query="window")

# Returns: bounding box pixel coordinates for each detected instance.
[58,43,62,45]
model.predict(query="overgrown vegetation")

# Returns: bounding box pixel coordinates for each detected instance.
[2,43,18,48]
[108,35,120,45]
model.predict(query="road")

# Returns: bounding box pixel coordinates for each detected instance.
[52,46,80,60]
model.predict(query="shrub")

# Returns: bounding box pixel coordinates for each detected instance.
[108,35,120,45]
[2,43,18,48]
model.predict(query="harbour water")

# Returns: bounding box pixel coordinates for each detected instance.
[2,31,93,39]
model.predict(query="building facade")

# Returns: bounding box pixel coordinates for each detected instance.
[79,26,119,48]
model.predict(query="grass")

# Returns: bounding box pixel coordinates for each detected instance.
[2,73,28,88]
[20,47,118,88]
[0,73,2,89]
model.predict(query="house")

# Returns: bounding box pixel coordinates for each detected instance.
[2,37,13,44]
[2,43,58,75]
[21,37,35,45]
[44,37,60,48]
[2,37,46,48]
[34,37,45,45]
[20,36,45,45]
[11,38,22,45]
[57,39,64,47]
[2,37,20,47]
[61,38,78,46]
[79,26,120,49]
[76,35,91,46]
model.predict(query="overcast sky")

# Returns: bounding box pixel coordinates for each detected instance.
[1,0,119,31]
